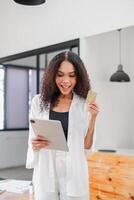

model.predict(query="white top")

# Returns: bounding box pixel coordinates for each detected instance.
[26,93,94,197]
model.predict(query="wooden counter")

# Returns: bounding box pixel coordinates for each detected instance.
[87,152,134,200]
[1,152,134,200]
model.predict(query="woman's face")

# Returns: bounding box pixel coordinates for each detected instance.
[55,60,77,96]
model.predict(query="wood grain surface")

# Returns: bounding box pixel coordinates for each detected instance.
[87,152,134,200]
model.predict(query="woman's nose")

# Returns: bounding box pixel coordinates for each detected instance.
[62,76,70,83]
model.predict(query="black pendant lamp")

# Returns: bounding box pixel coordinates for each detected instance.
[14,0,46,6]
[110,29,130,82]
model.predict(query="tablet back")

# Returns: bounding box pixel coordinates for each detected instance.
[30,119,69,151]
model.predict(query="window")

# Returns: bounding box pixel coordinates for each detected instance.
[0,39,79,131]
[5,67,29,129]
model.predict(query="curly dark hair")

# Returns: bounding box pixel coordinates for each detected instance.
[40,51,91,110]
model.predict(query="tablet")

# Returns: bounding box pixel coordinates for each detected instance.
[30,118,69,152]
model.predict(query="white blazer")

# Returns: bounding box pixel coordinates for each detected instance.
[26,93,91,197]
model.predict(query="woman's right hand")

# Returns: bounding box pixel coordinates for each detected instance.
[32,135,50,151]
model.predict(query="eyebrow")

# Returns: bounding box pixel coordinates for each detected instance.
[58,70,76,74]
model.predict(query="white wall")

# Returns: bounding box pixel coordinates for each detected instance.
[0,131,28,168]
[1,0,134,57]
[80,26,134,149]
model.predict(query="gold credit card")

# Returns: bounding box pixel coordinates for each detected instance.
[86,90,97,104]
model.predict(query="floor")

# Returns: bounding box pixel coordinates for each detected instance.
[0,166,33,181]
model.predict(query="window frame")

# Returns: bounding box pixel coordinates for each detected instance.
[0,65,5,130]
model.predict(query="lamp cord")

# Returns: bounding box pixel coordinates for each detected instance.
[118,29,122,65]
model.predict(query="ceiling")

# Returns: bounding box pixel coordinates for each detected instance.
[0,0,134,57]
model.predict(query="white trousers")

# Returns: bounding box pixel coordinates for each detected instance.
[36,151,89,200]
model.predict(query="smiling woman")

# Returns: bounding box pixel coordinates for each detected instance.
[26,50,99,200]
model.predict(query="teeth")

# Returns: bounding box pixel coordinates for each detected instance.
[61,85,70,88]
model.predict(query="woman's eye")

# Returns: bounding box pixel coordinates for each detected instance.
[57,74,63,77]
[56,73,76,78]
[69,74,76,78]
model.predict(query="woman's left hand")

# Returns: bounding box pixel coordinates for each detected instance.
[88,102,99,118]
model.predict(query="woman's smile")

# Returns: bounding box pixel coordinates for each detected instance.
[55,60,77,96]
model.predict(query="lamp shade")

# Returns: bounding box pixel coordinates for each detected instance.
[110,64,130,82]
[14,0,46,5]
[110,29,130,82]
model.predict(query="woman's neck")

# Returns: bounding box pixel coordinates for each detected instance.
[59,93,73,100]
[51,92,73,112]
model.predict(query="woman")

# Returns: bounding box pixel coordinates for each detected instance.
[26,51,99,200]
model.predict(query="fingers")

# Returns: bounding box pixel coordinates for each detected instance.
[32,142,50,151]
[36,135,48,141]
[32,140,50,145]
[89,103,99,110]
[88,102,99,117]
[89,102,98,107]
[32,135,51,151]
[89,103,99,112]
